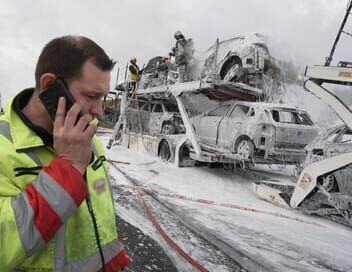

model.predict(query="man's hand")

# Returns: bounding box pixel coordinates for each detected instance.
[53,97,96,175]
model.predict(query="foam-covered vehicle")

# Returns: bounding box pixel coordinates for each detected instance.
[199,33,282,88]
[100,91,121,127]
[126,99,185,136]
[300,124,352,194]
[191,101,318,164]
[305,124,352,163]
[140,33,284,89]
[139,56,177,88]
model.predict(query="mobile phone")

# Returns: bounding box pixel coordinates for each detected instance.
[39,78,82,121]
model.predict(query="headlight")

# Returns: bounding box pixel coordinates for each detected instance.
[298,173,312,191]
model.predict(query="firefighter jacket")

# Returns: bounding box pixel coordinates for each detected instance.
[0,89,129,271]
[175,38,189,65]
[128,62,140,82]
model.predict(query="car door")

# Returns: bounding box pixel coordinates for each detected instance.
[217,104,250,148]
[271,109,317,148]
[139,101,151,133]
[149,103,163,135]
[326,127,352,156]
[196,104,231,146]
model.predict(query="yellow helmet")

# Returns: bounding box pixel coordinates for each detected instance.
[174,30,183,39]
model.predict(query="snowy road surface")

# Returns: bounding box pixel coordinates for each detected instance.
[100,134,352,272]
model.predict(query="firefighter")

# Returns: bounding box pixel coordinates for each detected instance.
[128,57,140,97]
[0,35,129,271]
[173,30,193,82]
[156,56,170,84]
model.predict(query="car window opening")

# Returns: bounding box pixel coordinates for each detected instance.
[271,109,313,125]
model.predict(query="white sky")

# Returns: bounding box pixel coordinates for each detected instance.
[0,0,351,101]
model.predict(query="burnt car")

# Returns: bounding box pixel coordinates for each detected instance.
[139,56,176,88]
[305,124,352,163]
[303,124,352,191]
[199,33,282,88]
[100,91,121,127]
[140,33,286,89]
[191,101,319,164]
[126,99,185,135]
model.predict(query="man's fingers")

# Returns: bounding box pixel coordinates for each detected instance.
[54,97,66,128]
[65,103,82,128]
[83,124,97,138]
[76,114,92,132]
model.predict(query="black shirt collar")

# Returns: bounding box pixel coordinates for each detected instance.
[13,88,53,147]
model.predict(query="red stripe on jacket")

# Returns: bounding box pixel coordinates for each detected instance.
[25,183,63,242]
[98,249,130,272]
[42,158,88,206]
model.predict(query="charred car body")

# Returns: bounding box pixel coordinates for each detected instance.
[139,33,283,90]
[125,99,185,136]
[302,124,352,196]
[254,58,352,226]
[100,91,121,127]
[200,33,279,88]
[139,56,175,89]
[305,124,352,164]
[191,101,318,164]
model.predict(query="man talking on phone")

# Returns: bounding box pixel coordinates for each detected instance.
[0,36,129,271]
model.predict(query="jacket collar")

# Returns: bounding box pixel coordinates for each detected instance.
[5,88,47,151]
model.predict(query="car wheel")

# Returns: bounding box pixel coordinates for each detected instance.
[224,64,240,82]
[236,139,254,160]
[179,145,190,162]
[221,58,242,82]
[161,122,176,135]
[319,174,339,192]
[158,141,171,161]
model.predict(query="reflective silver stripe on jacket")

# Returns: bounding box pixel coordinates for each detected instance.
[1,120,46,257]
[0,120,42,166]
[24,150,42,167]
[52,238,124,272]
[32,171,77,222]
[11,193,45,257]
[0,120,12,142]
[54,223,67,268]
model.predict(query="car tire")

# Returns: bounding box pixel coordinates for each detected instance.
[221,57,242,82]
[158,140,171,161]
[236,138,254,161]
[178,145,190,162]
[319,174,339,192]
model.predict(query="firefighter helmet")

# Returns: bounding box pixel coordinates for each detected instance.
[174,30,183,39]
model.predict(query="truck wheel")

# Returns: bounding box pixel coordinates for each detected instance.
[236,139,254,160]
[158,141,171,161]
[319,174,339,192]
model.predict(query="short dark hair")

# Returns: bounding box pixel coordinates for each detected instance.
[35,35,115,88]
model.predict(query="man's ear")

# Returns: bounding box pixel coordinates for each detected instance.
[39,73,56,92]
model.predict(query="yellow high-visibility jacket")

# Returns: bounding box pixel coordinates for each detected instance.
[0,89,129,271]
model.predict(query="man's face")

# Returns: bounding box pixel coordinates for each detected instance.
[68,60,110,118]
